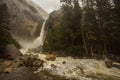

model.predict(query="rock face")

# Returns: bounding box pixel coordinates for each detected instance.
[2,44,22,59]
[45,9,62,31]
[2,0,48,40]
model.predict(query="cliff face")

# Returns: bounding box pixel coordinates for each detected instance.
[45,10,62,31]
[2,0,48,40]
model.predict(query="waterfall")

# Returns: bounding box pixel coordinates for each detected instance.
[19,20,47,50]
[31,20,47,48]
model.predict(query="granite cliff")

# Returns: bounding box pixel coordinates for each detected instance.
[2,0,48,40]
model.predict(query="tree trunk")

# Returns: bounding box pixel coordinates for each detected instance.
[90,44,94,58]
[81,30,88,56]
[103,43,107,54]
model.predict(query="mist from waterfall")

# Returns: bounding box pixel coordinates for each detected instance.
[18,19,47,49]
[31,20,47,48]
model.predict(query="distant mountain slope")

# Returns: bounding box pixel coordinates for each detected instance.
[2,0,48,40]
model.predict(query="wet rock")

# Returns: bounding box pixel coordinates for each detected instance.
[22,55,34,67]
[3,67,13,73]
[0,67,77,80]
[62,61,66,64]
[4,44,22,59]
[14,57,24,67]
[0,61,14,73]
[2,61,13,66]
[51,64,57,69]
[45,54,56,61]
[113,62,120,69]
[21,54,45,68]
[105,60,113,68]
[30,54,38,61]
[33,59,44,67]
[0,67,40,80]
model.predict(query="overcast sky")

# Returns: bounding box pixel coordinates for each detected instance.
[31,0,60,13]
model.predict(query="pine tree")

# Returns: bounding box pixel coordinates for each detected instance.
[82,0,98,57]
[95,0,112,55]
[44,0,83,55]
[108,0,120,54]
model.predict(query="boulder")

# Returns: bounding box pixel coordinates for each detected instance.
[62,61,66,64]
[29,54,38,61]
[105,60,113,68]
[51,64,57,69]
[4,44,22,59]
[14,57,24,67]
[33,59,44,67]
[3,67,13,73]
[22,55,33,67]
[22,54,44,67]
[113,62,120,69]
[45,54,56,61]
[0,61,14,73]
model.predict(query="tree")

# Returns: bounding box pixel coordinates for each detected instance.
[82,0,98,57]
[44,0,83,56]
[95,0,112,55]
[107,0,120,54]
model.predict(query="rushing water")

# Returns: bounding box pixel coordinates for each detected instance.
[31,20,47,48]
[18,19,47,49]
[20,49,120,80]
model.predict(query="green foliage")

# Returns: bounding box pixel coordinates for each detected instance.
[44,0,120,57]
[43,0,83,55]
[0,4,21,53]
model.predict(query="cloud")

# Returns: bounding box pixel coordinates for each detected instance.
[31,0,60,13]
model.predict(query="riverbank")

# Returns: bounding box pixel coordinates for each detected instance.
[0,49,120,80]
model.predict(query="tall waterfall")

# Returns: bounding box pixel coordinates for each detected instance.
[31,20,47,48]
[19,19,47,49]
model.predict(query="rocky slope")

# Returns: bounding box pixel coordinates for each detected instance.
[2,0,48,40]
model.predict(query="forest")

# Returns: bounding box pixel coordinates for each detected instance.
[43,0,120,58]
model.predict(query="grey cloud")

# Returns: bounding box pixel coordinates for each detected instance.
[31,0,60,13]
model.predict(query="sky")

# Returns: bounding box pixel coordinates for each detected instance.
[31,0,60,13]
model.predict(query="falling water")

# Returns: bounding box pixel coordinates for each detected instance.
[19,19,47,49]
[31,20,47,48]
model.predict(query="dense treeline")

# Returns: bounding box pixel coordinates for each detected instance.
[43,0,120,57]
[0,3,20,53]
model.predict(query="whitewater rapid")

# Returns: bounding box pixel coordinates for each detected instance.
[20,49,120,80]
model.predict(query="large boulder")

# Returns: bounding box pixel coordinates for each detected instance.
[105,60,113,68]
[3,67,13,73]
[22,54,44,67]
[4,44,22,59]
[0,60,14,73]
[14,57,24,68]
[22,54,34,67]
